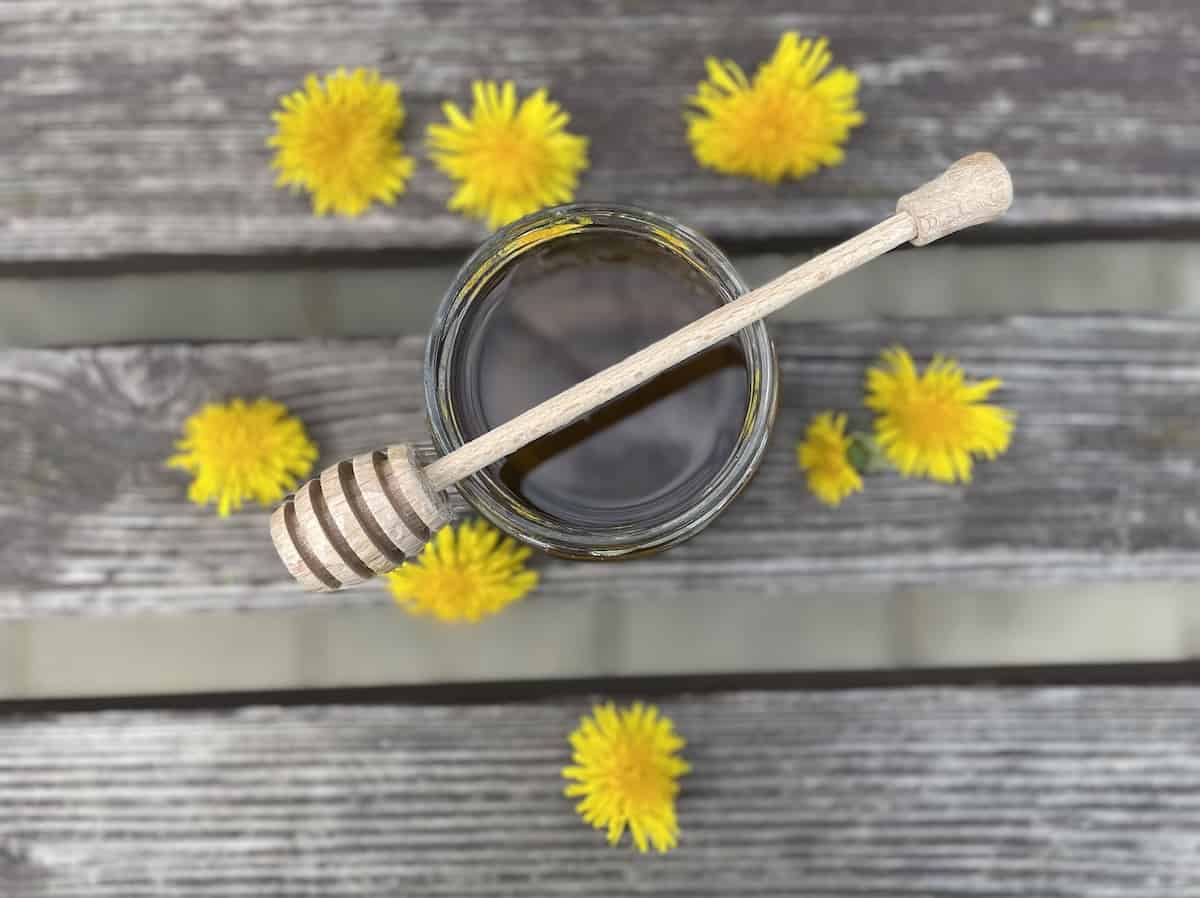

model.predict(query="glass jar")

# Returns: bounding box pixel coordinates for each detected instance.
[424,204,778,560]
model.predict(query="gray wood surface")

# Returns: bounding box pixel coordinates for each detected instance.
[2,315,1198,620]
[2,0,1198,262]
[2,687,1199,896]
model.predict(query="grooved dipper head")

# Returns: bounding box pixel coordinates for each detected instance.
[270,444,451,591]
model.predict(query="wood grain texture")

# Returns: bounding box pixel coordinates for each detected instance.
[2,0,1199,262]
[1,315,1198,620]
[2,687,1200,896]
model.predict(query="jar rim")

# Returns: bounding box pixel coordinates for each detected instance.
[424,203,778,559]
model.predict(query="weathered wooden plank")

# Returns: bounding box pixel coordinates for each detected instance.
[2,0,1199,262]
[1,315,1198,619]
[2,687,1199,896]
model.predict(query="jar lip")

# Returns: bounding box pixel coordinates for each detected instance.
[424,202,779,559]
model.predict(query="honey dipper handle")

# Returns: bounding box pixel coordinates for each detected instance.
[423,153,1012,491]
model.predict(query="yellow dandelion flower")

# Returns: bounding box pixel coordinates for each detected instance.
[427,80,589,229]
[268,67,415,217]
[866,346,1015,484]
[797,411,864,507]
[685,32,864,183]
[386,518,538,623]
[167,398,318,517]
[563,702,691,854]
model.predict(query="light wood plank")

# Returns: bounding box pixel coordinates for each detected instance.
[2,687,1199,896]
[2,0,1199,261]
[1,316,1198,620]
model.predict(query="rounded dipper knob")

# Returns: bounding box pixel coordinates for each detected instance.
[896,151,1013,246]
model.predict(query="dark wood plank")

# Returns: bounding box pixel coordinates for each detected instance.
[2,687,1199,896]
[2,0,1199,262]
[1,315,1198,620]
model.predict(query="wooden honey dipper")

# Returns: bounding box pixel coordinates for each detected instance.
[272,152,1013,591]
